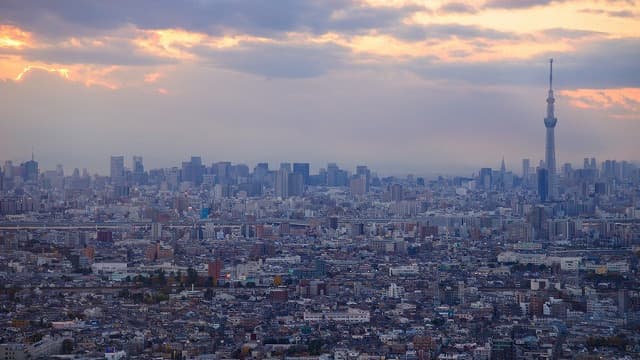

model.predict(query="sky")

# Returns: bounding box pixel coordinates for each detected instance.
[1,0,639,176]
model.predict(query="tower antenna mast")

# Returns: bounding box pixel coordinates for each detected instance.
[549,58,553,90]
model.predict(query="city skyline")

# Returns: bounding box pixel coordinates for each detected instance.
[2,2,640,358]
[1,1,639,174]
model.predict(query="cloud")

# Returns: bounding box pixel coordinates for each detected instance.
[438,2,478,14]
[8,39,176,66]
[579,8,637,18]
[541,28,607,39]
[0,0,421,39]
[560,88,640,118]
[408,38,640,89]
[483,0,567,9]
[394,23,517,41]
[197,42,349,78]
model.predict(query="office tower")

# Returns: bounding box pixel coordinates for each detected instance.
[583,158,589,169]
[479,168,492,190]
[293,163,310,185]
[232,164,250,180]
[181,156,203,186]
[253,162,269,181]
[356,165,371,192]
[132,156,145,184]
[537,168,549,203]
[522,159,530,183]
[212,161,231,183]
[23,153,39,183]
[110,156,125,185]
[590,157,596,170]
[288,172,304,197]
[275,163,290,198]
[543,59,558,200]
[327,163,339,186]
[350,175,367,196]
[191,156,203,185]
[391,183,403,202]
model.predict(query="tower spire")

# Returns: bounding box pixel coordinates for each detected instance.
[549,58,553,91]
[543,59,558,201]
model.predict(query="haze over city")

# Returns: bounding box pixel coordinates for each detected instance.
[2,2,640,360]
[1,0,639,175]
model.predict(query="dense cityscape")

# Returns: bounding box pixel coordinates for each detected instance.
[2,1,640,359]
[1,66,639,358]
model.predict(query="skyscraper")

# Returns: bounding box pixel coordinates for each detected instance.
[110,156,125,185]
[543,59,558,200]
[132,156,145,185]
[23,152,39,183]
[293,163,310,185]
[522,158,530,180]
[537,168,549,203]
[275,163,291,198]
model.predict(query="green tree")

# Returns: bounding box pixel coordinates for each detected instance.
[187,267,198,286]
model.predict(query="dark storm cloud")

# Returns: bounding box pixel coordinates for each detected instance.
[394,23,517,41]
[197,42,348,78]
[0,0,421,38]
[409,38,640,88]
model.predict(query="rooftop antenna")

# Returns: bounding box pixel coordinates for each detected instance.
[549,58,553,91]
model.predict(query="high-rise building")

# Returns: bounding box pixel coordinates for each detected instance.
[350,175,367,196]
[110,156,125,185]
[390,183,403,202]
[23,153,39,183]
[479,168,492,190]
[356,165,371,192]
[288,172,304,197]
[253,162,269,181]
[537,168,549,203]
[543,59,558,200]
[190,156,203,186]
[522,159,530,178]
[182,156,203,186]
[293,163,310,185]
[327,163,339,186]
[275,163,291,198]
[132,156,145,185]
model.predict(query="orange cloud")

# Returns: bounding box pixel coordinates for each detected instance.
[0,25,31,48]
[134,28,206,60]
[144,72,162,83]
[134,28,272,60]
[15,65,70,81]
[560,88,640,119]
[561,88,640,110]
